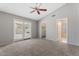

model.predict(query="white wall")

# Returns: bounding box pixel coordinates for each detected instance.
[39,3,79,46]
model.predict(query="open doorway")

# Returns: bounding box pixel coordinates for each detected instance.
[56,18,68,43]
[41,23,46,39]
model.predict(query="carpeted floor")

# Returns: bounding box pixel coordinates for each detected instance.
[0,39,79,56]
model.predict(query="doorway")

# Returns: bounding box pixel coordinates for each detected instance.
[41,23,46,39]
[56,18,68,43]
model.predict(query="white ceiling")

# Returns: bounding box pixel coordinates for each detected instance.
[0,3,66,20]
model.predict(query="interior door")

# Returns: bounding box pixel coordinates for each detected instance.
[56,18,68,43]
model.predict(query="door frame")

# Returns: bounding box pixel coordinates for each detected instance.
[56,17,68,43]
[40,22,46,39]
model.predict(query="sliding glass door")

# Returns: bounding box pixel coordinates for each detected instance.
[23,22,31,39]
[14,19,23,41]
[14,19,31,41]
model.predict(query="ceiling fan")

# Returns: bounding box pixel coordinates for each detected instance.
[30,3,47,15]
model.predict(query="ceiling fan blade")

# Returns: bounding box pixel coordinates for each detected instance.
[37,10,40,14]
[38,9,47,11]
[30,10,36,13]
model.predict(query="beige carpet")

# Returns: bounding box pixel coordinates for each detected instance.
[0,39,79,56]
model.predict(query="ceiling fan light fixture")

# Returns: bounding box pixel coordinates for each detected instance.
[30,3,47,15]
